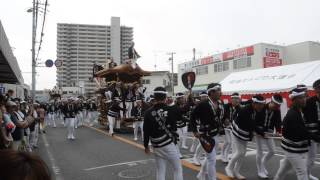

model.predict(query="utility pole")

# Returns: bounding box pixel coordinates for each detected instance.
[193,48,196,61]
[31,0,37,102]
[167,52,176,95]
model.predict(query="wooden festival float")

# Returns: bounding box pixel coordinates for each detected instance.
[49,86,62,101]
[94,63,151,130]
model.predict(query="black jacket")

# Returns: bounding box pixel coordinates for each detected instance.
[304,96,320,137]
[172,103,189,128]
[131,105,147,121]
[281,106,311,153]
[232,104,258,141]
[255,104,282,136]
[87,103,97,111]
[107,102,125,118]
[48,104,55,114]
[223,103,241,128]
[190,99,224,137]
[62,104,77,118]
[143,103,178,148]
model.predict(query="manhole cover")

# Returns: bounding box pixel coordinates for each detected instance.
[118,167,152,179]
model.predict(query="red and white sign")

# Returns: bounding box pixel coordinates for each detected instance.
[200,56,214,65]
[199,54,222,65]
[222,46,254,61]
[263,48,282,68]
[263,57,282,68]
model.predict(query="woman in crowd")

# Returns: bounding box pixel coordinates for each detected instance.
[0,150,51,180]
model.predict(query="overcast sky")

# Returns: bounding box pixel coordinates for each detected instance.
[0,0,320,90]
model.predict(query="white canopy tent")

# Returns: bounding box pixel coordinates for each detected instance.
[220,60,320,95]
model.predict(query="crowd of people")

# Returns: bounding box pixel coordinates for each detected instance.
[0,90,52,179]
[136,79,320,180]
[1,77,320,180]
[0,89,100,179]
[0,90,99,151]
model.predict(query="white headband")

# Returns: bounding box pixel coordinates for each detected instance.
[231,95,240,99]
[199,94,208,97]
[271,96,282,105]
[289,91,306,99]
[175,94,184,98]
[252,97,266,104]
[207,85,221,93]
[153,91,168,95]
[297,86,307,90]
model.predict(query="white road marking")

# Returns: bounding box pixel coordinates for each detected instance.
[42,134,64,180]
[83,159,155,171]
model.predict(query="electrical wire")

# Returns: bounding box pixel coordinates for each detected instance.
[35,0,48,62]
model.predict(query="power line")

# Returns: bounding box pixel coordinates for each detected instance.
[35,0,39,32]
[35,0,48,62]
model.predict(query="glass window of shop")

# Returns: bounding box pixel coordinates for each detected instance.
[196,66,208,75]
[214,62,229,72]
[233,57,251,69]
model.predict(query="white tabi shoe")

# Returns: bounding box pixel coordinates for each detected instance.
[310,174,319,180]
[225,166,235,178]
[182,145,188,149]
[235,173,246,180]
[192,157,201,166]
[257,171,268,179]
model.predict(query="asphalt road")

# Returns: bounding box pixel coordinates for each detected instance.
[36,121,197,180]
[37,118,320,180]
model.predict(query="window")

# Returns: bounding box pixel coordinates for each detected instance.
[214,62,229,72]
[233,57,251,69]
[142,79,150,84]
[196,66,208,75]
[163,79,167,86]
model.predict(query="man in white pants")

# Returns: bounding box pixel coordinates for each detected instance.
[274,87,320,180]
[174,92,189,151]
[125,86,134,118]
[190,83,225,180]
[143,87,183,180]
[190,92,207,165]
[86,100,97,126]
[107,97,125,135]
[30,103,40,148]
[304,79,320,180]
[63,99,77,140]
[225,95,266,180]
[47,102,56,128]
[131,97,146,141]
[221,92,241,163]
[255,94,283,178]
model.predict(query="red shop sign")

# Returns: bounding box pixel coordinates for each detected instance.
[200,56,214,65]
[223,46,254,61]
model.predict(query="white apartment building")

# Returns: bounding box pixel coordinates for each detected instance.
[56,17,133,95]
[175,41,320,93]
[142,71,178,97]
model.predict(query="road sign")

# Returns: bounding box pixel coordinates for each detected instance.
[45,59,54,67]
[55,60,63,67]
